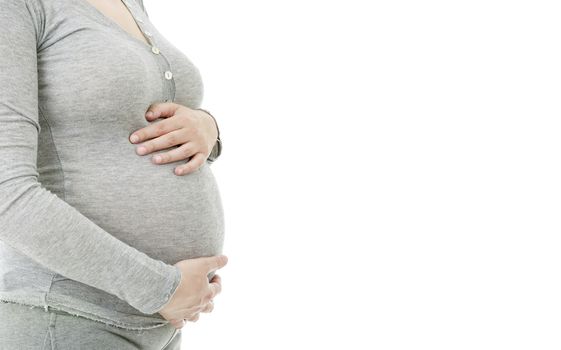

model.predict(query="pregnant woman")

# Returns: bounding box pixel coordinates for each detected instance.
[0,0,227,348]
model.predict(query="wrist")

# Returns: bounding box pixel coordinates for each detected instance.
[195,108,219,141]
[195,108,222,162]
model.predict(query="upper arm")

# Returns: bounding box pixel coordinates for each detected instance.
[0,0,42,195]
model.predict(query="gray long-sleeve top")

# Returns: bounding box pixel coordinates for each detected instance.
[0,0,225,330]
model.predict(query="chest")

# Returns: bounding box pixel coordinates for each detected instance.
[36,0,204,130]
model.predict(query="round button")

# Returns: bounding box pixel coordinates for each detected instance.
[151,46,160,54]
[164,71,173,80]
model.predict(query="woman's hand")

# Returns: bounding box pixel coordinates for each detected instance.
[128,102,219,175]
[158,255,228,329]
[168,275,220,329]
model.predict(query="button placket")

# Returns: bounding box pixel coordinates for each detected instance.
[148,39,175,102]
[145,39,175,102]
[120,0,175,102]
[149,42,175,102]
[163,62,176,101]
[120,0,153,47]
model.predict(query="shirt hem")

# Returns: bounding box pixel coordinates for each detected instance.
[0,292,168,331]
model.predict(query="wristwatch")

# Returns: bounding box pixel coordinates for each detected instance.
[195,108,222,163]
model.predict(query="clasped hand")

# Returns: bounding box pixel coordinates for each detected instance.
[157,255,228,329]
[128,102,219,175]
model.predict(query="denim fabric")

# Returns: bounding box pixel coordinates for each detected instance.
[0,0,224,331]
[0,301,182,349]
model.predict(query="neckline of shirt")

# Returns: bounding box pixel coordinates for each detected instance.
[72,0,176,101]
[75,0,155,50]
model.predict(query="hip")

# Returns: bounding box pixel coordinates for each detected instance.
[0,301,182,350]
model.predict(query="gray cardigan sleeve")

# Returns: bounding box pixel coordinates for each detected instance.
[0,0,181,315]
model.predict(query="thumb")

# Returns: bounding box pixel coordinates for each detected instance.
[200,255,228,273]
[145,102,180,121]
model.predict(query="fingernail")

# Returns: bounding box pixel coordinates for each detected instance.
[153,155,162,163]
[137,146,147,155]
[130,134,139,143]
[146,111,154,118]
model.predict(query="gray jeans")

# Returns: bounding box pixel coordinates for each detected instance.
[0,301,182,349]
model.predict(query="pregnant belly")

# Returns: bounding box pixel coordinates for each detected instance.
[62,148,225,266]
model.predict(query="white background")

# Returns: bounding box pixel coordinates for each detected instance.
[147,1,561,349]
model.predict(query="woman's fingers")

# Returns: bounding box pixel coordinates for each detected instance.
[209,274,221,285]
[169,300,214,328]
[186,313,200,322]
[151,141,197,165]
[135,128,186,156]
[174,152,206,176]
[169,318,186,329]
[145,102,181,121]
[130,117,181,145]
[208,280,222,299]
[200,300,214,313]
